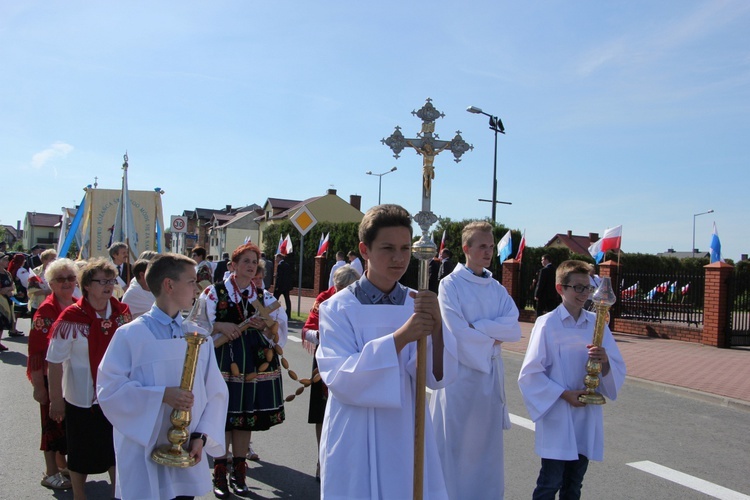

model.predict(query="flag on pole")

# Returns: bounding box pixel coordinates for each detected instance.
[515,230,526,264]
[620,282,639,299]
[438,230,446,255]
[283,234,293,254]
[111,154,139,261]
[276,235,284,255]
[244,235,252,244]
[709,222,722,263]
[588,225,622,264]
[681,283,690,296]
[497,230,512,263]
[317,232,330,257]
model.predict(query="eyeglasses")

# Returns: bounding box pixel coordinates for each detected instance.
[561,284,596,294]
[52,276,77,283]
[90,278,118,286]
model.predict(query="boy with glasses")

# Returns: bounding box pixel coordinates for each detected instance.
[518,260,626,500]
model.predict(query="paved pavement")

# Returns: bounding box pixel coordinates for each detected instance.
[292,294,750,410]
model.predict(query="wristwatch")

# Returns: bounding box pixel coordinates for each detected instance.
[190,432,207,447]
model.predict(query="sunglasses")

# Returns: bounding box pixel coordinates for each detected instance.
[53,276,77,283]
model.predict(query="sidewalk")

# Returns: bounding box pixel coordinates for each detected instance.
[503,321,750,410]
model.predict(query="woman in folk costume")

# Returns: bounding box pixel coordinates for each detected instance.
[0,253,18,350]
[46,258,131,500]
[27,248,58,318]
[200,242,287,498]
[301,264,360,481]
[27,258,78,491]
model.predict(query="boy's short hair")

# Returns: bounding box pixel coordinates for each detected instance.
[138,250,159,261]
[555,260,593,285]
[109,242,127,258]
[358,204,412,248]
[192,246,207,259]
[131,259,150,279]
[336,251,346,260]
[442,249,452,258]
[145,253,197,296]
[461,221,493,247]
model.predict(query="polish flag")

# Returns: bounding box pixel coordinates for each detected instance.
[283,234,293,254]
[515,230,526,264]
[620,282,638,299]
[317,233,330,257]
[588,225,622,264]
[438,230,446,255]
[681,283,690,295]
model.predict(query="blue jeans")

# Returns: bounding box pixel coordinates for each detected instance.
[532,455,589,500]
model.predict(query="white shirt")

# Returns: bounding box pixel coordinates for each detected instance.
[316,288,458,499]
[430,263,521,499]
[121,278,155,319]
[46,301,112,407]
[518,304,626,461]
[97,305,229,499]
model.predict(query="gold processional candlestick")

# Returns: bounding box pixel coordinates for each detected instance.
[152,332,208,467]
[578,277,617,405]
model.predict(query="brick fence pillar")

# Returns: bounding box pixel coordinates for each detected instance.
[597,260,620,330]
[702,261,733,347]
[502,259,522,310]
[314,256,328,296]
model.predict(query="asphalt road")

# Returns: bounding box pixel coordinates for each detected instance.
[1,317,748,499]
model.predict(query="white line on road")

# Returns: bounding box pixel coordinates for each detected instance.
[627,461,750,500]
[287,335,301,343]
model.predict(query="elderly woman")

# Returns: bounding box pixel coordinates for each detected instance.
[27,258,78,491]
[201,243,288,498]
[27,249,58,317]
[301,265,360,480]
[46,258,132,500]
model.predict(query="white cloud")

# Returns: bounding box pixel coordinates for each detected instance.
[31,142,74,169]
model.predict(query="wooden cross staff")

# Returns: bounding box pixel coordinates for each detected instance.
[382,98,472,500]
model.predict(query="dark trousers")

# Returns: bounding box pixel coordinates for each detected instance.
[532,455,589,500]
[274,289,292,313]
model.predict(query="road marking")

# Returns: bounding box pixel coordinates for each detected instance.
[627,461,750,500]
[510,413,535,431]
[287,335,301,343]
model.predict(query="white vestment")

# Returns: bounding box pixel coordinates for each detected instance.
[518,304,626,461]
[316,289,458,500]
[121,278,155,319]
[97,315,228,500]
[430,263,521,499]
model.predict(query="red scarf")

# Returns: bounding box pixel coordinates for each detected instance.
[50,296,131,392]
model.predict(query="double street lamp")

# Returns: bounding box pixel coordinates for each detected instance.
[467,105,508,223]
[692,209,714,258]
[366,166,398,205]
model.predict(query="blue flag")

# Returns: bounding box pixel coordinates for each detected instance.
[709,222,722,263]
[497,230,512,263]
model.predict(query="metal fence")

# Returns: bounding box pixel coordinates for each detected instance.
[727,269,750,347]
[615,270,704,326]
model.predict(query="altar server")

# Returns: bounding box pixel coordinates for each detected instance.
[430,221,521,499]
[97,253,228,500]
[316,204,458,499]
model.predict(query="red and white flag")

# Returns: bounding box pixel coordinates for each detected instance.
[283,234,293,254]
[317,232,330,257]
[515,230,526,264]
[438,230,446,254]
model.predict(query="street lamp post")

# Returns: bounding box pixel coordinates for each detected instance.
[467,105,505,223]
[692,209,714,258]
[365,166,397,205]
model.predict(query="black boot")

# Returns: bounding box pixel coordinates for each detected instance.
[213,459,229,499]
[230,456,249,496]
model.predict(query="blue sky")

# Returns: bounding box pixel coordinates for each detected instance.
[2,1,748,260]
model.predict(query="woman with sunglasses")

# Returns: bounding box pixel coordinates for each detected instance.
[27,258,78,491]
[46,258,131,499]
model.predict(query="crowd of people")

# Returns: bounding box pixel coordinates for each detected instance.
[2,209,628,499]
